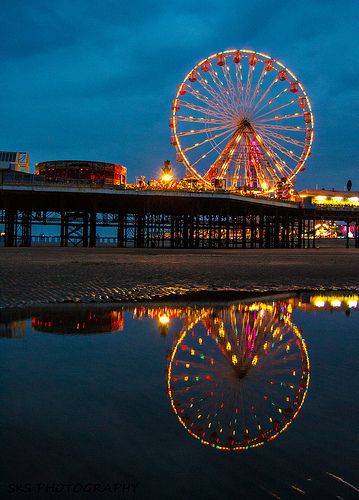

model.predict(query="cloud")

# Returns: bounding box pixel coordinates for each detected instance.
[0,0,358,188]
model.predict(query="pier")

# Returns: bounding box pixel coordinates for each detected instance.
[1,175,359,249]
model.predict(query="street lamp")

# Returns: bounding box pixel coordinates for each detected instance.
[161,160,174,185]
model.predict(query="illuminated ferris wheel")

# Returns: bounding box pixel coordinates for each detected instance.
[170,49,314,193]
[167,302,310,451]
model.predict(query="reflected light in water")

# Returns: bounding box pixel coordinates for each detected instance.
[167,302,310,451]
[1,292,358,452]
[31,310,124,334]
[159,314,170,326]
[308,294,359,311]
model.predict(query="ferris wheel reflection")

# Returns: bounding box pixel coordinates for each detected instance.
[167,301,310,451]
[0,295,310,452]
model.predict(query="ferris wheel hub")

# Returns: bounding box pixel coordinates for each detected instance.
[235,366,250,379]
[238,119,251,129]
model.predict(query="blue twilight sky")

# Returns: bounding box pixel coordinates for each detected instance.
[0,0,358,190]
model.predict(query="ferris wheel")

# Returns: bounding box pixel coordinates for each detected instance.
[167,302,310,450]
[170,49,314,192]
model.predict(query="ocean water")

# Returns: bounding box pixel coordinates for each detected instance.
[0,293,358,499]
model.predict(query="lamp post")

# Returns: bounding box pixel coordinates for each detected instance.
[161,160,174,185]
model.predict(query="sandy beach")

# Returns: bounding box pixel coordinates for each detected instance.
[0,246,358,308]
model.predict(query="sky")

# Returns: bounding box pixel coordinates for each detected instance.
[0,0,358,191]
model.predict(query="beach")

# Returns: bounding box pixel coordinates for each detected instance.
[1,246,358,308]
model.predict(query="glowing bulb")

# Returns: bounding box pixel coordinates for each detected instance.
[159,314,170,326]
[330,300,341,308]
[161,174,173,183]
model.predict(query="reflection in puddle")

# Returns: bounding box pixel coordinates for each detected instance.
[0,292,358,454]
[167,301,310,451]
[32,310,124,334]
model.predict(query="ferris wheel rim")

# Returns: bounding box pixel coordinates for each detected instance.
[171,49,314,191]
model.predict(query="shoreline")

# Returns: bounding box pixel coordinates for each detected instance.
[1,247,359,308]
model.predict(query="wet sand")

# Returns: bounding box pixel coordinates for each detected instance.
[1,246,358,308]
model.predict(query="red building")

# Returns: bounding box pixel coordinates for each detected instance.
[36,160,127,186]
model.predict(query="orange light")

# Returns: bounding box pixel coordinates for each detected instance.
[159,314,170,326]
[161,174,173,183]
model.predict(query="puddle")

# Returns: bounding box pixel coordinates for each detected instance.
[0,292,358,499]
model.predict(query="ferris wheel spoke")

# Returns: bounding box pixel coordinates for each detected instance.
[257,124,307,133]
[193,75,235,116]
[181,127,238,153]
[190,128,238,168]
[247,65,268,110]
[251,76,279,113]
[207,67,238,116]
[220,67,239,115]
[223,63,241,104]
[235,64,246,115]
[191,77,228,116]
[243,65,255,112]
[257,131,302,165]
[254,87,290,116]
[180,99,224,117]
[243,65,253,108]
[177,123,238,137]
[176,116,232,125]
[260,153,287,182]
[185,82,234,118]
[221,64,241,115]
[256,112,302,123]
[186,84,234,118]
[180,99,235,122]
[261,147,295,178]
[216,132,243,178]
[252,132,291,178]
[255,98,299,121]
[207,65,228,92]
[256,127,305,148]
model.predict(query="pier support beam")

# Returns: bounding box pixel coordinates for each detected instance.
[297,218,303,248]
[60,212,89,247]
[117,214,125,248]
[20,211,32,247]
[4,209,16,247]
[89,211,97,247]
[241,212,247,249]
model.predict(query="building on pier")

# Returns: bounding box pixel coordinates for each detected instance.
[35,160,127,186]
[0,151,30,173]
[299,189,359,209]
